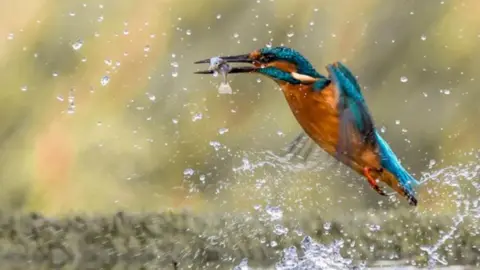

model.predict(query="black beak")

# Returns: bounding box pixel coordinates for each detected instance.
[194,54,256,74]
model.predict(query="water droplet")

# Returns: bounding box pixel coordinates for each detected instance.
[147,93,156,101]
[209,141,221,151]
[192,113,203,122]
[233,33,239,38]
[199,174,206,183]
[400,76,408,83]
[421,35,427,41]
[218,128,229,135]
[52,72,58,77]
[256,78,262,83]
[69,12,76,17]
[216,14,222,19]
[270,241,278,247]
[56,96,64,102]
[395,120,401,125]
[123,29,129,35]
[233,258,249,270]
[323,222,331,231]
[428,159,436,168]
[266,42,272,48]
[380,126,387,133]
[20,85,27,92]
[104,59,112,66]
[265,205,283,221]
[368,224,381,232]
[144,45,150,52]
[287,32,295,38]
[273,224,289,235]
[67,89,75,114]
[7,33,14,40]
[183,168,194,177]
[442,89,451,95]
[72,39,83,50]
[97,16,104,22]
[172,118,178,124]
[171,62,179,77]
[186,29,192,35]
[100,75,110,86]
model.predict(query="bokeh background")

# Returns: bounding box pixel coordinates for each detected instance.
[0,0,478,216]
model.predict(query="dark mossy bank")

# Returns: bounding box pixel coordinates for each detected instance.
[0,209,477,269]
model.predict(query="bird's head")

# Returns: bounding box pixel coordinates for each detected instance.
[194,46,327,85]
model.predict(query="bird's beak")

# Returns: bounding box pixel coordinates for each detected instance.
[194,53,257,74]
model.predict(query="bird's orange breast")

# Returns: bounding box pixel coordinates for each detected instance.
[279,82,381,173]
[281,83,340,155]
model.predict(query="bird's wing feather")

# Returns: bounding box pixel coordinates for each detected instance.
[327,62,377,161]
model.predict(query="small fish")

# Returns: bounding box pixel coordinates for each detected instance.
[209,57,233,94]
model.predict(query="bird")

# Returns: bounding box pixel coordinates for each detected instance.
[194,46,420,206]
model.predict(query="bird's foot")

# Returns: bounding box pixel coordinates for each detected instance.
[363,167,387,196]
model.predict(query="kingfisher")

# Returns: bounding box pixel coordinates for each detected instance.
[194,46,419,206]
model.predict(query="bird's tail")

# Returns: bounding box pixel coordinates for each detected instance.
[375,132,420,206]
[381,166,419,206]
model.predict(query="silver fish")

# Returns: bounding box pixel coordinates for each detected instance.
[208,57,233,94]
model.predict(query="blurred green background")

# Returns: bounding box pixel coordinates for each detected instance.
[0,0,478,216]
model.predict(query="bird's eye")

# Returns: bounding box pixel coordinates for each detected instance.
[259,54,274,63]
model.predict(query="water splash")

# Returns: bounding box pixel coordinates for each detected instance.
[234,236,361,270]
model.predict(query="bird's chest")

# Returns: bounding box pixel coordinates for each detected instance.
[282,84,340,153]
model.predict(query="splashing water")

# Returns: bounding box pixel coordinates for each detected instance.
[234,236,361,270]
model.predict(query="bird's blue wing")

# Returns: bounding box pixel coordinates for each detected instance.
[327,62,377,162]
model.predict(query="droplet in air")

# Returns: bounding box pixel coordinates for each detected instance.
[67,89,75,114]
[265,205,283,221]
[52,72,58,77]
[287,32,295,38]
[421,35,427,41]
[273,224,289,235]
[123,29,129,35]
[216,14,222,19]
[183,168,194,177]
[7,33,14,40]
[144,45,150,52]
[233,33,239,38]
[72,39,83,50]
[69,12,76,17]
[192,113,203,122]
[100,75,110,86]
[380,126,387,133]
[400,76,408,83]
[104,59,112,66]
[20,86,28,92]
[146,93,156,101]
[218,128,229,135]
[171,62,179,77]
[186,29,192,35]
[395,120,401,125]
